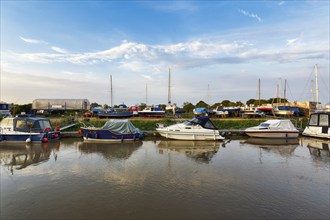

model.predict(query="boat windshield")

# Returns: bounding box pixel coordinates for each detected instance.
[259,123,270,127]
[15,118,52,133]
[183,117,218,130]
[184,118,200,126]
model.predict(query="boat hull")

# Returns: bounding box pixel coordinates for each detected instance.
[303,126,330,139]
[97,112,133,118]
[157,129,224,141]
[245,131,299,138]
[0,132,61,143]
[80,128,143,143]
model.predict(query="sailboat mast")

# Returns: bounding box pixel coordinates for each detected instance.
[315,64,319,103]
[258,79,260,106]
[168,68,171,105]
[310,80,315,101]
[207,84,211,108]
[110,75,113,107]
[146,83,148,105]
[284,79,287,103]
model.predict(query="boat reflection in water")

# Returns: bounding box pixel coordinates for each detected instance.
[0,142,60,174]
[77,141,143,160]
[243,137,299,156]
[157,140,221,163]
[301,137,330,158]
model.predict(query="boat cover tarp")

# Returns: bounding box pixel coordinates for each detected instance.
[101,119,140,134]
[259,120,297,130]
[185,116,218,130]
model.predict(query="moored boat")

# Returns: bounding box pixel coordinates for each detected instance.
[156,116,225,141]
[302,107,330,139]
[138,106,165,118]
[273,105,294,117]
[244,119,299,138]
[79,119,143,143]
[0,116,61,143]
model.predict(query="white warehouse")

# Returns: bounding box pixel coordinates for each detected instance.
[32,99,90,111]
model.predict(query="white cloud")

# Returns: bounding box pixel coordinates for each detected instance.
[4,37,328,72]
[286,38,298,46]
[238,9,263,22]
[278,1,286,6]
[51,46,68,54]
[19,36,48,44]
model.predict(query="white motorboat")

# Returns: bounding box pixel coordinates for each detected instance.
[156,116,225,141]
[138,106,165,118]
[244,119,299,138]
[303,109,330,139]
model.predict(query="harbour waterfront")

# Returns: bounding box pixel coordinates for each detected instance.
[1,138,329,219]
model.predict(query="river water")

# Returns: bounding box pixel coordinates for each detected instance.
[1,137,329,220]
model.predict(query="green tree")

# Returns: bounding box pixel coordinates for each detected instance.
[221,100,234,107]
[139,103,147,111]
[235,101,244,106]
[90,102,101,109]
[158,104,166,110]
[10,103,32,116]
[183,102,195,113]
[246,99,256,106]
[195,100,208,108]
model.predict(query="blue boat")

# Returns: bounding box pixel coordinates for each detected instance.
[97,104,134,118]
[79,119,143,143]
[0,116,61,143]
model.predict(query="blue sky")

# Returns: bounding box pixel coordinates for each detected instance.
[1,0,329,107]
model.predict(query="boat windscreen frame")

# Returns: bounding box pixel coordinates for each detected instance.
[184,116,218,130]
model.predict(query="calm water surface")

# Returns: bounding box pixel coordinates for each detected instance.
[1,137,329,220]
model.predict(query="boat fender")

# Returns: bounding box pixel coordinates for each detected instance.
[55,122,60,132]
[78,129,82,135]
[26,137,31,143]
[95,133,98,139]
[42,137,48,143]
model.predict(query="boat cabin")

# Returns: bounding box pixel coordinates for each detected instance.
[0,117,53,133]
[306,112,330,133]
[184,116,218,130]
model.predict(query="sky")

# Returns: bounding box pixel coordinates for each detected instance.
[1,0,329,107]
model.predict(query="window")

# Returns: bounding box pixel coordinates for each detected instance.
[319,114,329,126]
[309,114,318,126]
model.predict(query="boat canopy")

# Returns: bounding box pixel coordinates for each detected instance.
[184,116,218,130]
[258,120,297,130]
[101,119,141,134]
[0,117,52,133]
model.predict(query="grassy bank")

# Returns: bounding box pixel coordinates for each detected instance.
[52,116,309,132]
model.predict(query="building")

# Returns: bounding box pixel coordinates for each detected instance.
[0,102,11,117]
[32,99,90,112]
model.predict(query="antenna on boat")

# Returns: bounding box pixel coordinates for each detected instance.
[277,78,282,104]
[207,84,211,108]
[258,79,261,106]
[146,83,148,105]
[315,64,319,103]
[110,75,113,107]
[168,68,171,105]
